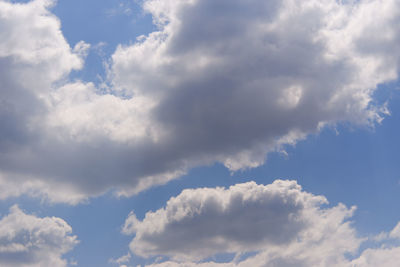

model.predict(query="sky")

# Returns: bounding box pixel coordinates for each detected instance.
[1,0,400,266]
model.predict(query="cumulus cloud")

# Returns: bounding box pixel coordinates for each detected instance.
[0,205,78,267]
[0,0,400,202]
[121,181,400,267]
[111,0,399,171]
[123,180,360,265]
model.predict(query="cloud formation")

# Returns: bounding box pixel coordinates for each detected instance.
[123,181,400,267]
[122,180,336,261]
[0,0,400,202]
[0,205,78,267]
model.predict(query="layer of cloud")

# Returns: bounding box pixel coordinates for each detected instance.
[0,0,399,202]
[0,205,78,267]
[122,180,400,267]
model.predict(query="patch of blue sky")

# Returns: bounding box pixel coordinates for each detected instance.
[51,0,156,85]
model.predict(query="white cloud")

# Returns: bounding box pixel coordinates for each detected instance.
[0,0,83,90]
[0,205,78,267]
[350,246,400,267]
[121,181,400,267]
[110,252,132,266]
[123,180,361,265]
[144,239,400,267]
[0,0,400,202]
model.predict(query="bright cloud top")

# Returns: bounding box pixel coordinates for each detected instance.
[122,180,400,267]
[0,0,399,203]
[0,205,78,267]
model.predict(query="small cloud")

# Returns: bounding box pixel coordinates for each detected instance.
[109,252,132,265]
[73,40,91,59]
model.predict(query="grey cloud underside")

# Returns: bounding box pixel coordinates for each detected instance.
[123,180,323,260]
[124,181,400,267]
[0,58,44,149]
[0,0,399,202]
[123,180,362,266]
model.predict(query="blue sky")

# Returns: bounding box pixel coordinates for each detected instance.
[1,0,400,266]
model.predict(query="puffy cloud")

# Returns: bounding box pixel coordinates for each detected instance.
[0,205,78,267]
[111,0,399,173]
[121,181,400,267]
[0,0,400,202]
[123,180,361,265]
[0,0,83,90]
[0,0,82,149]
[0,0,91,204]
